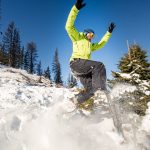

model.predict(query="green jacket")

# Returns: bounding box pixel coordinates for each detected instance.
[65,5,112,61]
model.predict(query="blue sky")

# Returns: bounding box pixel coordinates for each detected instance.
[1,0,150,82]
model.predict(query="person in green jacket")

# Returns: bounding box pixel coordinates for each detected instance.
[65,0,116,103]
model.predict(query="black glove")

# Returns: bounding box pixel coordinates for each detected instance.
[75,0,86,10]
[108,22,116,33]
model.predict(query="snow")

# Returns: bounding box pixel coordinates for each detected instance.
[116,72,150,96]
[119,73,132,79]
[111,83,137,99]
[0,65,150,150]
[141,102,150,132]
[139,80,150,96]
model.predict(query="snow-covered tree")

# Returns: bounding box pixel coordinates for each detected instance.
[112,44,150,83]
[112,44,150,115]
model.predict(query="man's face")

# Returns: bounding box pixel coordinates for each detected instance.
[86,32,94,41]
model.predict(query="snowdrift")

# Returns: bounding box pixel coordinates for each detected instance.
[0,65,150,150]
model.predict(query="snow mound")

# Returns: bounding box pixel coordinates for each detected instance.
[0,66,150,150]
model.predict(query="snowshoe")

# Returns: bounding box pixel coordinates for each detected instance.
[65,95,95,117]
[77,98,94,111]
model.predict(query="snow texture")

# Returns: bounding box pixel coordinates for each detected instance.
[116,72,150,96]
[0,65,150,150]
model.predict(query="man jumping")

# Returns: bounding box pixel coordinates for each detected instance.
[65,0,116,104]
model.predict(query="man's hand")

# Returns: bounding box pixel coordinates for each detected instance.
[75,0,86,10]
[108,22,116,33]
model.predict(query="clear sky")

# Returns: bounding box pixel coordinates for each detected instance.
[1,0,150,82]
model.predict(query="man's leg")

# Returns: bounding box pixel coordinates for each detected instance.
[70,59,107,102]
[72,59,107,92]
[90,61,107,92]
[79,73,92,92]
[76,73,94,103]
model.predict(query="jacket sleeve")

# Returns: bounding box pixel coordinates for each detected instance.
[65,5,81,42]
[91,31,112,51]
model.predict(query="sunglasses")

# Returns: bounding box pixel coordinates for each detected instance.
[87,32,94,38]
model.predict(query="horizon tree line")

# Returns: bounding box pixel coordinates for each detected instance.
[0,22,150,89]
[0,21,78,87]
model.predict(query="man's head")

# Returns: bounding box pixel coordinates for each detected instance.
[84,29,95,41]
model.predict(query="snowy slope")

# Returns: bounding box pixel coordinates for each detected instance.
[0,65,150,150]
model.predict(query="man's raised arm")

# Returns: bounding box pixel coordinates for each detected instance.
[65,0,86,42]
[91,23,116,51]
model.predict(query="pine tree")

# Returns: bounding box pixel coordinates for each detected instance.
[44,66,51,81]
[52,48,63,86]
[20,46,24,69]
[0,44,3,63]
[2,22,21,67]
[26,42,38,74]
[112,44,150,115]
[36,61,43,76]
[14,29,22,68]
[0,45,2,63]
[36,60,43,83]
[24,49,29,72]
[0,43,8,64]
[67,73,77,88]
[112,44,150,82]
[2,22,15,66]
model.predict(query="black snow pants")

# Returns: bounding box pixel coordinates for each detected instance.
[70,58,107,103]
